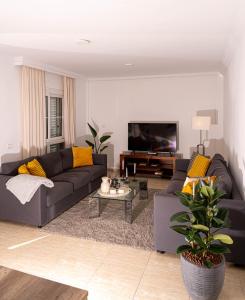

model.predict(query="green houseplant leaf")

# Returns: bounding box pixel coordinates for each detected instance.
[170,225,189,235]
[176,245,193,254]
[85,140,95,149]
[170,211,190,223]
[213,234,233,245]
[192,224,209,232]
[87,123,97,138]
[99,145,108,153]
[100,135,111,143]
[209,244,231,254]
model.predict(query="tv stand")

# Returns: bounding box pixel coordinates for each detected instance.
[120,152,182,178]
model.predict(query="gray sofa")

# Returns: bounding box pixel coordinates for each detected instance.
[0,148,107,227]
[154,154,245,265]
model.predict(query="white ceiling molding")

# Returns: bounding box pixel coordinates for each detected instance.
[87,72,224,82]
[14,56,80,78]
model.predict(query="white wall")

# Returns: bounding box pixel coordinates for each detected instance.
[224,33,245,198]
[87,73,224,168]
[0,53,21,165]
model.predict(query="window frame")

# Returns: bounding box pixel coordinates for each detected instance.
[45,88,64,153]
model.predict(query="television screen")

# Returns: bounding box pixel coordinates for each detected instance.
[128,122,178,153]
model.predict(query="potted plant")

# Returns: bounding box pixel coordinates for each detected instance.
[85,123,111,154]
[170,179,233,300]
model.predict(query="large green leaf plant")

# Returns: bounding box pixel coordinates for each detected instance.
[85,123,111,154]
[170,179,233,268]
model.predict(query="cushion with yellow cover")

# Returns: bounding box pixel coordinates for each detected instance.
[27,159,46,177]
[72,146,93,168]
[187,154,211,178]
[18,164,30,175]
[182,176,216,195]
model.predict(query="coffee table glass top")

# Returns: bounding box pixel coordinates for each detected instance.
[90,178,146,202]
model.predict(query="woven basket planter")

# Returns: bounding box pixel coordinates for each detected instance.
[180,254,225,300]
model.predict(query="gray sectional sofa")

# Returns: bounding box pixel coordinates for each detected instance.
[0,148,107,227]
[154,154,245,265]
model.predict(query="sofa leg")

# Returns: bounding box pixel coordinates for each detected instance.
[157,250,165,254]
[38,225,42,229]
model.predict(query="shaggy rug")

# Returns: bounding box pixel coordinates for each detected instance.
[42,189,160,250]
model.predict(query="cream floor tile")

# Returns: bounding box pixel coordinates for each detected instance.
[104,244,151,267]
[0,222,45,249]
[219,264,245,300]
[135,254,189,300]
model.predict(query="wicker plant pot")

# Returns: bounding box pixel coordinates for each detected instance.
[180,254,225,300]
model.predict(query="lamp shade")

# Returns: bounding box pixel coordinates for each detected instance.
[192,116,211,130]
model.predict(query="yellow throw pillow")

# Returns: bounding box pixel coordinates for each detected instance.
[187,155,211,178]
[182,177,198,194]
[18,164,30,175]
[182,176,216,195]
[72,146,93,168]
[27,159,46,177]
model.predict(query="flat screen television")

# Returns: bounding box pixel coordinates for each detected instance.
[128,122,178,153]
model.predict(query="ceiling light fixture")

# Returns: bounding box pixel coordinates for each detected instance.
[124,63,133,66]
[77,39,91,45]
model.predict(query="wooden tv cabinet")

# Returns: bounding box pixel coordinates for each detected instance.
[120,152,182,178]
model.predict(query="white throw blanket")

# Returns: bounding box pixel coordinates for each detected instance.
[6,174,54,205]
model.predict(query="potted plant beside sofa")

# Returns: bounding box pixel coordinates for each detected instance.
[170,180,233,300]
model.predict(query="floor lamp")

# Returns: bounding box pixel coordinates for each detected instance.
[192,116,211,155]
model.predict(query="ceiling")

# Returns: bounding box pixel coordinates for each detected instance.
[0,0,243,77]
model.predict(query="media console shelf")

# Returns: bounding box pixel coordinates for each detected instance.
[120,152,182,178]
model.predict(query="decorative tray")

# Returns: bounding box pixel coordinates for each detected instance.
[98,187,132,198]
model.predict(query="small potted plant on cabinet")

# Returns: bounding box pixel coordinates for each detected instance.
[170,179,233,300]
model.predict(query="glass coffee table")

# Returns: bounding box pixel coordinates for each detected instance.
[89,178,148,224]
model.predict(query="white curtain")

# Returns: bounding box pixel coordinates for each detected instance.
[21,66,46,159]
[63,76,75,147]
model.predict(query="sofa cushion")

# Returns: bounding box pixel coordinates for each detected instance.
[175,159,190,172]
[166,180,184,195]
[38,152,63,178]
[51,172,91,191]
[171,170,187,181]
[207,159,232,198]
[60,148,73,170]
[187,152,198,172]
[213,153,226,163]
[46,181,73,207]
[67,165,106,181]
[0,157,35,176]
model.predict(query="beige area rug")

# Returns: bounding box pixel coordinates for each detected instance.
[42,189,160,250]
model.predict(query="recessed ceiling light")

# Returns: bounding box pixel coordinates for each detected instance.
[77,39,91,45]
[124,63,133,66]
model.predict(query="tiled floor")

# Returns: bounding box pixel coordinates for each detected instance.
[0,177,244,300]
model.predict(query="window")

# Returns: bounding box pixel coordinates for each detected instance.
[45,93,65,153]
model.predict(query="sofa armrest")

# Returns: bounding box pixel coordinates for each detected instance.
[219,199,245,230]
[0,175,48,226]
[154,192,187,252]
[175,159,190,172]
[92,154,107,167]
